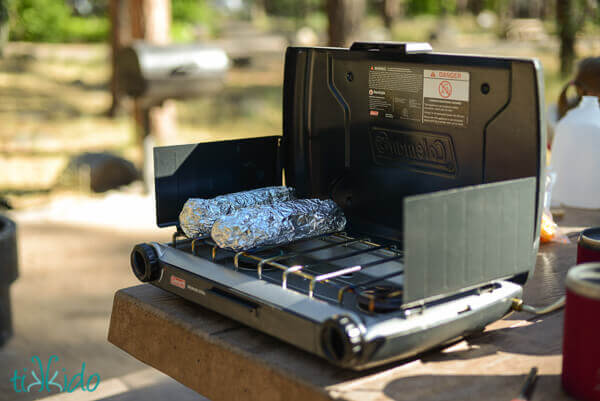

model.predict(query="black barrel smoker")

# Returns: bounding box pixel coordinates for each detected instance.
[116,42,229,108]
[115,41,230,189]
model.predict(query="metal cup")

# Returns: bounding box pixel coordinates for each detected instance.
[577,228,600,264]
[562,263,600,401]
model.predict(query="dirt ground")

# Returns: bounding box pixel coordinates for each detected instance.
[0,195,211,400]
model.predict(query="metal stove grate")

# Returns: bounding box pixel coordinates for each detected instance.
[172,230,405,311]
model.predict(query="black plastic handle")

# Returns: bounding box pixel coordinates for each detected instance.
[170,63,199,76]
[349,41,432,55]
[208,287,259,314]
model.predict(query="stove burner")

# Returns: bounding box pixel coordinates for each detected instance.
[233,251,280,271]
[356,285,404,313]
[236,259,263,270]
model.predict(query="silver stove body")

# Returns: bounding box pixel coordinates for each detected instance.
[142,231,521,370]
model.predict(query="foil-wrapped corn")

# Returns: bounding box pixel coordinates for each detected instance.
[211,199,346,251]
[179,186,295,238]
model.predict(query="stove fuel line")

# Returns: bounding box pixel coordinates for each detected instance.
[510,296,566,315]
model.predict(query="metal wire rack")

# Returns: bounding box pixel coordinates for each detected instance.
[175,231,405,312]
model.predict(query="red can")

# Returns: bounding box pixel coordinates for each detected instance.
[562,263,600,401]
[577,228,600,264]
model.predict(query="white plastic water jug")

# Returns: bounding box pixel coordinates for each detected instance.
[550,96,600,209]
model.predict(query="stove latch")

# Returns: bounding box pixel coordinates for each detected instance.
[349,41,433,55]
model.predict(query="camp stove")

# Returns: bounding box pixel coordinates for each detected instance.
[131,42,546,370]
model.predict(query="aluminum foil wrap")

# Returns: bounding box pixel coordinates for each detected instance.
[179,186,295,238]
[211,199,347,251]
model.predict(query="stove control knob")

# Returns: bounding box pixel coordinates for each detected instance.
[131,243,161,282]
[321,315,364,367]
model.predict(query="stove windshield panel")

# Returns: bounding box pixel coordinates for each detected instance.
[402,176,536,306]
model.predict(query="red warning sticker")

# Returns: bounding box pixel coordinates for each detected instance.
[170,275,186,289]
[423,69,469,101]
[423,69,470,127]
[438,81,452,98]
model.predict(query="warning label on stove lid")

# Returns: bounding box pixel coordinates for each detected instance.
[368,65,423,122]
[368,65,470,128]
[422,69,470,127]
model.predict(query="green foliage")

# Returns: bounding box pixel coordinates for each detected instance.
[171,0,217,41]
[171,22,195,42]
[405,0,512,15]
[405,0,456,15]
[0,0,9,24]
[7,0,216,43]
[10,0,71,41]
[482,0,508,12]
[62,16,109,42]
[263,0,322,17]
[8,0,108,42]
[172,0,213,24]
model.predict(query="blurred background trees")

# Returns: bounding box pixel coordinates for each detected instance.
[0,1,595,41]
[326,0,365,46]
[1,0,600,196]
[6,0,110,42]
[1,0,599,117]
[556,0,597,76]
[2,0,599,75]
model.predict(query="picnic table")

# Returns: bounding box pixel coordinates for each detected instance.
[108,207,598,401]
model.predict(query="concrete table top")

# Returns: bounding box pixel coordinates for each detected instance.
[108,207,598,401]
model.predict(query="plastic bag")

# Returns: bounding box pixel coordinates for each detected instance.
[540,172,568,244]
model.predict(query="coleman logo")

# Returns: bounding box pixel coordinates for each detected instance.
[170,275,186,289]
[370,130,457,175]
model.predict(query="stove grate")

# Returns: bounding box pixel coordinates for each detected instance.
[177,232,405,307]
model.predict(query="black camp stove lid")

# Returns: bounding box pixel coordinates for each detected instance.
[152,42,544,247]
[282,43,543,243]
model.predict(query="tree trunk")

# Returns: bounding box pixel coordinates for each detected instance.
[129,0,176,144]
[466,0,484,15]
[557,0,577,77]
[107,0,132,117]
[326,0,366,47]
[129,0,175,193]
[381,0,400,29]
[130,0,171,45]
[528,0,543,18]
